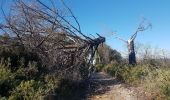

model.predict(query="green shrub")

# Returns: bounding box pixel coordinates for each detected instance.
[145,68,170,99]
[160,70,170,99]
[10,80,48,100]
[161,83,170,100]
[0,64,15,97]
[103,63,149,85]
[95,64,104,72]
[0,46,41,69]
[120,64,148,85]
[14,61,39,80]
[0,38,93,99]
[0,59,48,99]
[103,62,121,77]
[0,64,14,85]
[100,60,170,99]
[44,74,60,93]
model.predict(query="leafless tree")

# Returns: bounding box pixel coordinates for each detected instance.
[0,0,105,80]
[113,19,151,65]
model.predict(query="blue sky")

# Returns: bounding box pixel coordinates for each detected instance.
[63,0,170,54]
[1,0,170,55]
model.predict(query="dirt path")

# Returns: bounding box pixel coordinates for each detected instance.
[87,72,149,100]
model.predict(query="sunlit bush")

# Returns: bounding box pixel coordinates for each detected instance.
[144,68,170,99]
[9,80,48,100]
[103,61,170,99]
[120,65,148,85]
[44,74,60,93]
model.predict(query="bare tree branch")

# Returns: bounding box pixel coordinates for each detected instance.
[0,0,105,79]
[60,0,81,32]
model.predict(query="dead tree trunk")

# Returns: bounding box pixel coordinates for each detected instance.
[128,40,136,65]
[113,18,151,65]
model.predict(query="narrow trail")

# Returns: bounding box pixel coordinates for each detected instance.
[87,72,150,100]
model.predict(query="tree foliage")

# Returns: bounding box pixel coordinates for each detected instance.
[97,44,122,64]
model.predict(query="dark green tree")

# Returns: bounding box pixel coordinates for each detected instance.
[96,44,122,64]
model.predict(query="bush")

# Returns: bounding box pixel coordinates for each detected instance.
[102,63,150,84]
[0,64,15,96]
[9,80,48,100]
[144,68,170,99]
[118,64,170,99]
[0,59,87,100]
[103,62,120,76]
[95,64,104,72]
[44,74,60,93]
[0,45,41,70]
[161,83,170,99]
[0,59,48,99]
[0,39,89,99]
[160,70,170,99]
[0,64,14,85]
[97,44,122,64]
[99,59,170,99]
[120,65,148,85]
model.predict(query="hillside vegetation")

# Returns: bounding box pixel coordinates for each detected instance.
[96,57,170,99]
[0,0,170,100]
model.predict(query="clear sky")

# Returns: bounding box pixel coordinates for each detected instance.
[1,0,170,55]
[63,0,170,55]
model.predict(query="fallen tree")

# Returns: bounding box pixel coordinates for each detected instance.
[0,0,105,80]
